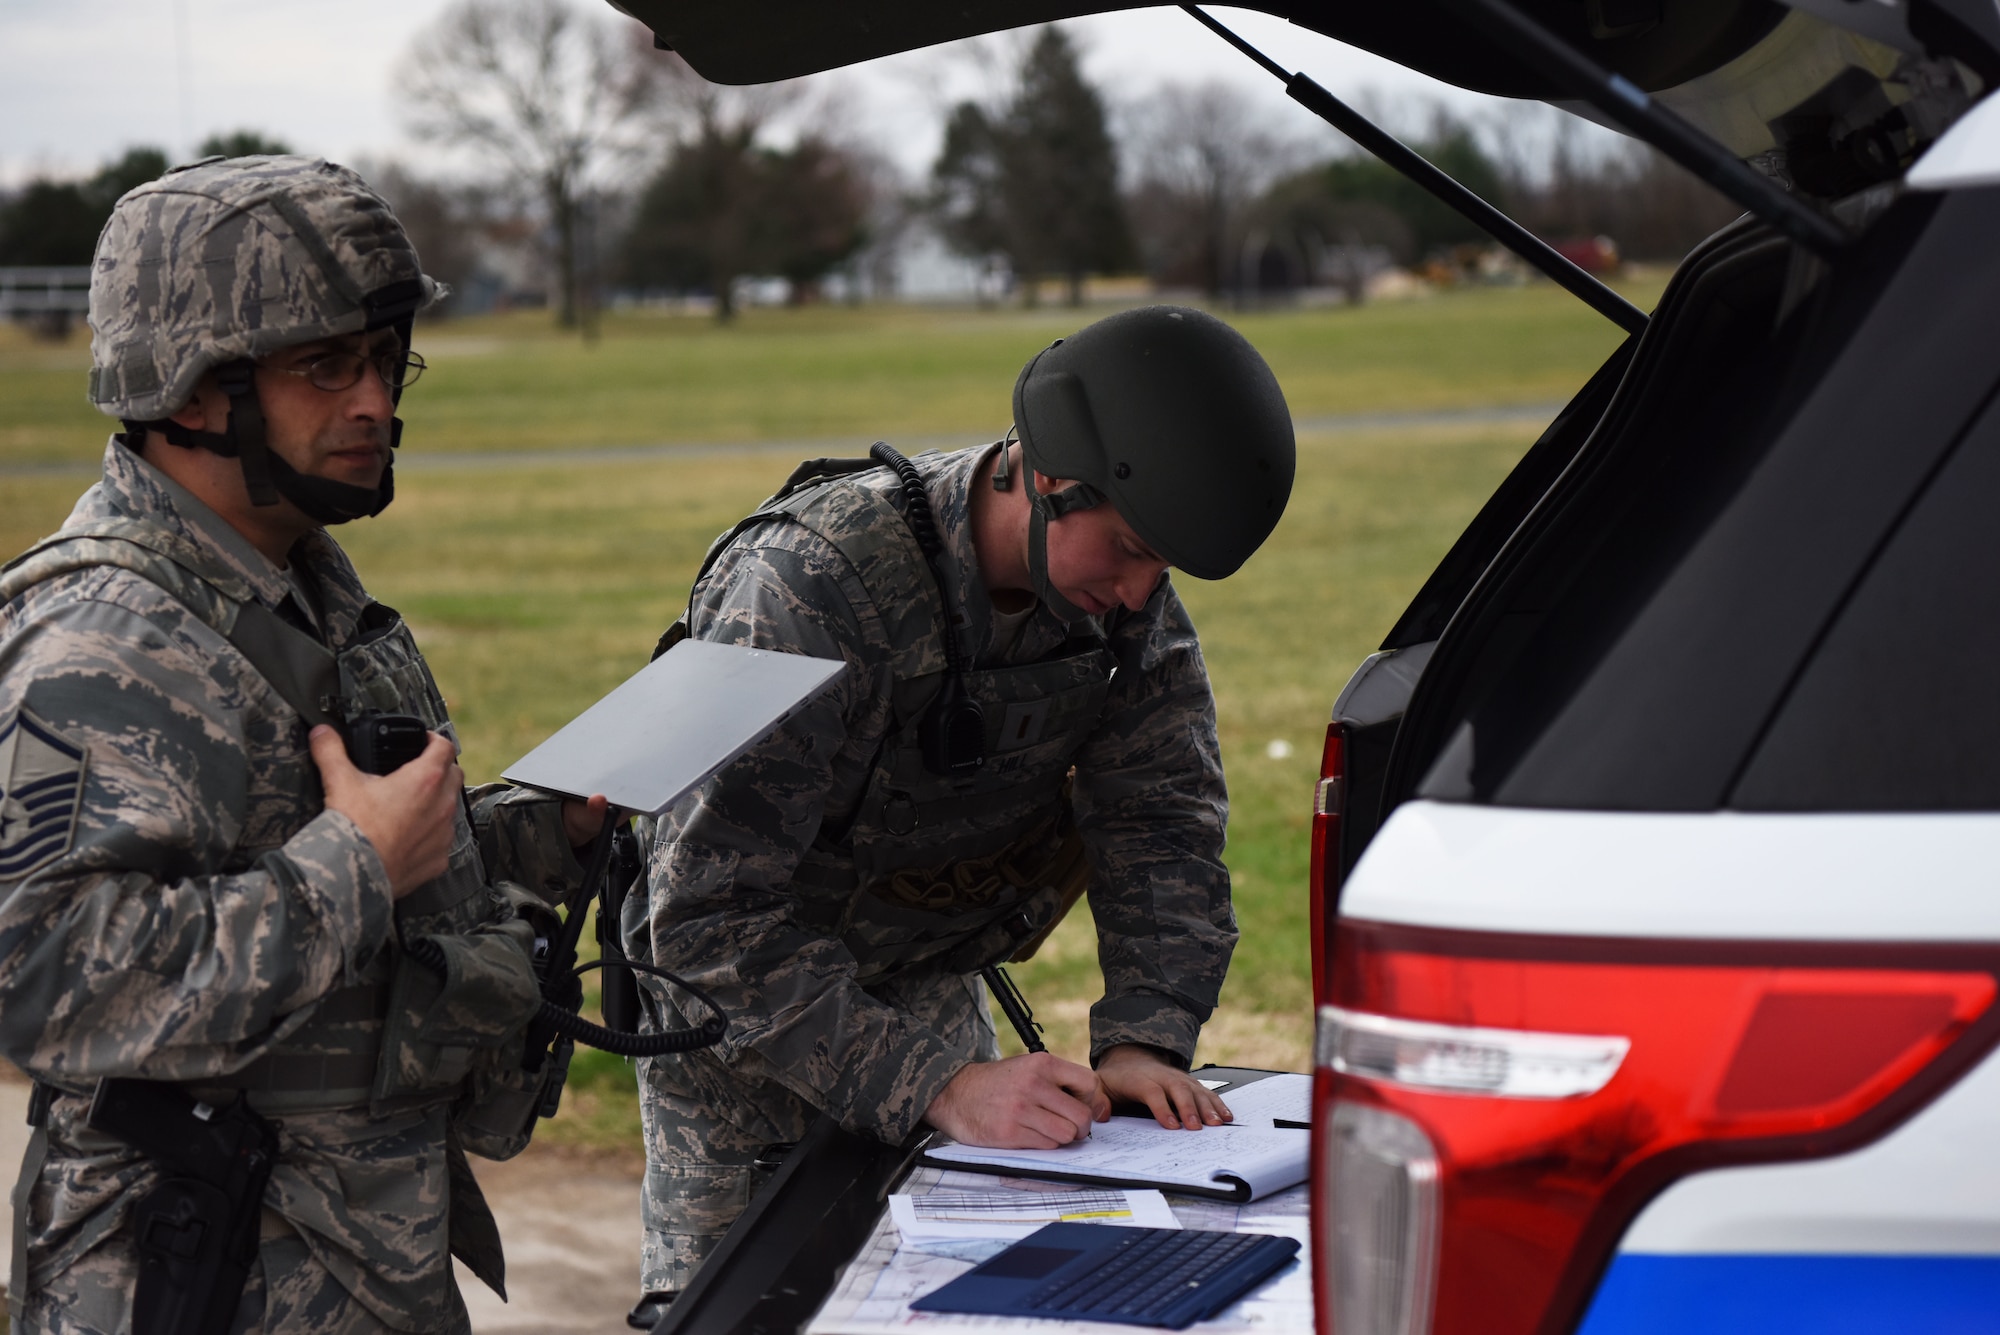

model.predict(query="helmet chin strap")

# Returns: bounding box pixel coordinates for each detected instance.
[266,446,395,524]
[153,359,394,524]
[1026,474,1104,623]
[991,433,1105,622]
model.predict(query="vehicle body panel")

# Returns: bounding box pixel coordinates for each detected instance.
[1908,83,2000,188]
[1342,801,2000,941]
[1576,1050,2000,1332]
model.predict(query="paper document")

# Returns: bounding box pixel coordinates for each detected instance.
[806,1167,1312,1334]
[1213,1073,1311,1128]
[924,1118,1309,1202]
[889,1188,1178,1243]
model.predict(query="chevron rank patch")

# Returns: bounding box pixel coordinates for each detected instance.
[0,707,86,878]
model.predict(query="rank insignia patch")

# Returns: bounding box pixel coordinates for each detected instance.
[0,708,86,878]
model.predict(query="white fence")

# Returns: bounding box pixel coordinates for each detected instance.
[0,267,91,317]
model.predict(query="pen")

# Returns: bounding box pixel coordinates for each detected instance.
[984,966,1092,1137]
[981,964,1046,1054]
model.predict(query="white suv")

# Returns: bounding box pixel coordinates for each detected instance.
[1312,72,2000,1335]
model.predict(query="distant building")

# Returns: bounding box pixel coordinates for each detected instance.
[819,216,1010,305]
[896,222,1009,303]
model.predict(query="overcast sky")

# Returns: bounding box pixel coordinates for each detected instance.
[0,1,1595,188]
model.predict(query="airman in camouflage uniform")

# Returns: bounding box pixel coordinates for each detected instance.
[0,157,591,1334]
[623,306,1297,1314]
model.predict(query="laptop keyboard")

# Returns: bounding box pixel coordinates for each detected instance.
[1023,1228,1272,1320]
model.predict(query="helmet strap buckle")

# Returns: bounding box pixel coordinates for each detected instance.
[1036,478,1103,519]
[212,361,281,508]
[148,360,280,509]
[1026,492,1096,624]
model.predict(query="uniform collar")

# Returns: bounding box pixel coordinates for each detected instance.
[922,442,1095,664]
[84,438,373,639]
[89,438,293,609]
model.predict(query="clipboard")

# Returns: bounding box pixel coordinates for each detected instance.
[502,639,845,815]
[919,1066,1311,1203]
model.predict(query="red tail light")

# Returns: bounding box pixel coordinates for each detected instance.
[1308,723,1348,1005]
[1311,921,2000,1335]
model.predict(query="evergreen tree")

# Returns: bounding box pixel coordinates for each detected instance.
[0,182,101,266]
[85,148,172,212]
[0,147,168,266]
[932,104,1010,264]
[759,139,873,299]
[932,26,1132,305]
[624,124,768,319]
[197,130,297,159]
[1006,27,1131,303]
[1317,123,1506,258]
[623,131,870,318]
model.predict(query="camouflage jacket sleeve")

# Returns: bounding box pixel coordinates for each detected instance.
[467,782,584,910]
[1073,579,1237,1068]
[0,579,396,1085]
[635,523,974,1143]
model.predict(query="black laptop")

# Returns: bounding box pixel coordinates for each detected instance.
[909,1223,1300,1329]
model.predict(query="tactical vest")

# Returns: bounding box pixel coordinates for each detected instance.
[679,460,1111,988]
[0,519,541,1126]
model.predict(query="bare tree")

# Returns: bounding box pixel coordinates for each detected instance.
[644,45,804,148]
[360,162,495,319]
[396,0,663,332]
[1125,81,1300,297]
[1487,101,1742,262]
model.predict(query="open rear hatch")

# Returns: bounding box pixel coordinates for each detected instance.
[610,0,1789,95]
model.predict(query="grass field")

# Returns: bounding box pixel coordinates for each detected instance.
[0,281,1657,1151]
[1,281,1657,465]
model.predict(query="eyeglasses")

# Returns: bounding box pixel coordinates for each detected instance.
[261,348,427,393]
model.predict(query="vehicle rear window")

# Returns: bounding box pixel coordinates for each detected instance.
[1730,395,2000,810]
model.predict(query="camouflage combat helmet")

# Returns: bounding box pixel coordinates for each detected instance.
[88,154,445,523]
[1002,306,1295,620]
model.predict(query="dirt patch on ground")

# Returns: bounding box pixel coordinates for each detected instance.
[0,1076,27,1331]
[459,1141,645,1332]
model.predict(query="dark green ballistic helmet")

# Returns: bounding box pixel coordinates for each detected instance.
[1011,305,1295,583]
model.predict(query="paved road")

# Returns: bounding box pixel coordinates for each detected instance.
[0,1076,645,1333]
[0,402,1564,480]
